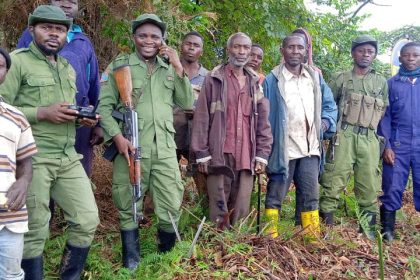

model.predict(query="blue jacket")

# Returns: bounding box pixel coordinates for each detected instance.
[263,64,337,179]
[378,74,420,149]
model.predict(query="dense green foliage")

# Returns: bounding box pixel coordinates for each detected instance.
[1,0,411,81]
[107,0,367,80]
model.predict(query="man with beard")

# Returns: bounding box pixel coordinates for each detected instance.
[319,35,388,239]
[191,32,272,229]
[263,34,337,239]
[246,44,265,85]
[17,0,102,177]
[99,14,193,269]
[378,42,420,241]
[0,5,100,279]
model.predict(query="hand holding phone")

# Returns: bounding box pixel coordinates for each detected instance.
[159,41,184,77]
[159,40,170,63]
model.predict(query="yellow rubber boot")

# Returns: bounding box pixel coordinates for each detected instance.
[264,209,279,238]
[301,209,320,240]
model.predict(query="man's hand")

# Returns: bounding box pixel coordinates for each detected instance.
[79,113,100,128]
[37,102,77,123]
[255,161,266,174]
[113,133,135,164]
[198,160,209,174]
[6,179,28,211]
[159,45,184,77]
[383,148,395,166]
[6,157,32,211]
[321,119,329,133]
[90,126,104,146]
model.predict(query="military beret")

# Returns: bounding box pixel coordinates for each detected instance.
[351,35,378,52]
[132,13,166,35]
[28,5,72,30]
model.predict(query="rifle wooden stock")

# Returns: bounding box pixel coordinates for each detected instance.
[113,65,133,108]
[113,64,141,223]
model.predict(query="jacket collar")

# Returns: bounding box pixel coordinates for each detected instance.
[28,42,69,67]
[272,63,318,81]
[129,52,169,69]
[67,24,82,42]
[282,65,311,81]
[210,62,259,83]
[352,67,376,75]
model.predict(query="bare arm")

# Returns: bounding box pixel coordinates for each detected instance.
[6,157,33,211]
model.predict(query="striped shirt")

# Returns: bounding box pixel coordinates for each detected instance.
[0,98,37,233]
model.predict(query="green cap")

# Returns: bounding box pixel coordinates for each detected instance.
[132,13,166,35]
[351,35,378,52]
[28,5,72,29]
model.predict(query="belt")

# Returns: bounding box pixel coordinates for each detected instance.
[341,123,369,135]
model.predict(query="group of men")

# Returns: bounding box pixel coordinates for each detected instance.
[0,1,419,279]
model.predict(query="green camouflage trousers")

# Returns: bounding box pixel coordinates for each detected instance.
[319,124,381,213]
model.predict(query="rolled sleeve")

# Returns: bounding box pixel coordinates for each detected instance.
[97,66,122,141]
[173,68,193,110]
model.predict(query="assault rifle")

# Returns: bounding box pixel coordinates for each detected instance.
[103,65,141,222]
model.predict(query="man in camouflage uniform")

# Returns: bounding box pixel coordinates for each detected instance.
[0,5,99,279]
[98,14,193,269]
[319,35,388,238]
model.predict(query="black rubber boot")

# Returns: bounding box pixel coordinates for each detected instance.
[320,211,334,226]
[380,206,396,242]
[59,243,90,280]
[21,255,43,280]
[157,229,177,253]
[359,211,377,240]
[121,229,140,270]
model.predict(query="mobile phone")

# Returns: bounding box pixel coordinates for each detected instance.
[160,39,170,64]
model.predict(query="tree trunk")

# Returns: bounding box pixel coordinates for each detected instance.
[141,0,155,13]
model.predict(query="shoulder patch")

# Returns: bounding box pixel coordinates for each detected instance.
[11,48,29,55]
[113,54,130,70]
[100,65,111,83]
[331,71,347,85]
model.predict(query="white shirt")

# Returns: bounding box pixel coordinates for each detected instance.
[282,67,320,160]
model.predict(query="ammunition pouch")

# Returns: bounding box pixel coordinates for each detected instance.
[343,93,362,125]
[358,95,375,128]
[370,99,385,130]
[342,93,385,131]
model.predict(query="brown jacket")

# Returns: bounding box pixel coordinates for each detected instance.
[191,63,272,173]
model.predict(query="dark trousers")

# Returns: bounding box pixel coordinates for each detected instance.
[206,154,253,227]
[265,156,319,212]
[381,138,420,212]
